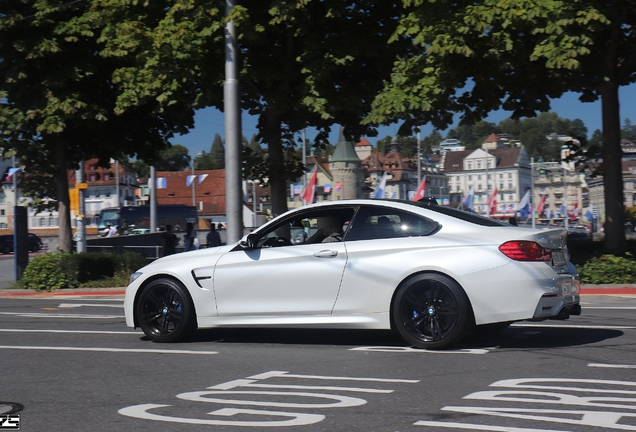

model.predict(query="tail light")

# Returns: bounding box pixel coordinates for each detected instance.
[499,241,552,262]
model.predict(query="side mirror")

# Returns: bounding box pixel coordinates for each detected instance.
[239,233,258,250]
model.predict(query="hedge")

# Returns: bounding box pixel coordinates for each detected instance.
[19,251,147,291]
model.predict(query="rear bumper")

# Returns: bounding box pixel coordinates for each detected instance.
[531,273,581,320]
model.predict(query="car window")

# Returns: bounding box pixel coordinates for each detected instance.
[254,207,356,248]
[345,205,439,241]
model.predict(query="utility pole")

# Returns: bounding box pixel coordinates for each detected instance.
[224,0,243,244]
[76,161,86,252]
[150,167,157,232]
[302,128,307,206]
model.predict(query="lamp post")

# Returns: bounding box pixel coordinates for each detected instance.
[248,179,260,228]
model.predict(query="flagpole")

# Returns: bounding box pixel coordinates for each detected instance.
[530,157,536,229]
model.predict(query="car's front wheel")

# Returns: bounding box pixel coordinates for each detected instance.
[136,278,195,342]
[393,273,471,350]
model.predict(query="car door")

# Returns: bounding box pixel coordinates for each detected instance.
[212,206,356,316]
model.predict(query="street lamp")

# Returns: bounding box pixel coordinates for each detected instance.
[248,179,260,228]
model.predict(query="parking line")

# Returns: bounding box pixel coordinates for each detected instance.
[0,329,140,335]
[0,311,123,319]
[512,323,636,330]
[0,345,217,355]
[588,363,636,369]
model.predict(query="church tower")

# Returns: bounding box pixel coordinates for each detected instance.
[330,127,362,200]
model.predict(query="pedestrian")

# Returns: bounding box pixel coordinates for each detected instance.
[161,224,178,256]
[105,223,117,237]
[183,222,198,251]
[206,224,222,247]
[174,223,181,232]
[217,221,223,230]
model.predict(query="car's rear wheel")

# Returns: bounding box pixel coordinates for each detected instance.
[393,273,471,350]
[2,245,11,254]
[136,278,195,342]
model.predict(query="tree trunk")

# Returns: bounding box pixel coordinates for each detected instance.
[55,140,73,252]
[265,110,289,218]
[599,80,626,255]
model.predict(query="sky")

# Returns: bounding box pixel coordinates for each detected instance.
[170,84,636,158]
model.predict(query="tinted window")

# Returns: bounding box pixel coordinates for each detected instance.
[255,207,357,248]
[345,206,439,241]
[393,200,508,227]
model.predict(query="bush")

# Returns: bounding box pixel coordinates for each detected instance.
[19,252,79,291]
[19,251,147,291]
[578,253,636,284]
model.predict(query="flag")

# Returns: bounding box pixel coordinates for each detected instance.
[568,202,579,220]
[373,172,388,199]
[412,176,427,201]
[462,185,475,211]
[536,194,547,217]
[5,167,19,181]
[559,203,567,216]
[487,188,498,215]
[518,190,531,219]
[198,174,208,184]
[293,184,302,195]
[186,175,196,187]
[156,177,167,189]
[301,165,318,203]
[324,183,332,193]
[335,182,343,191]
[585,205,594,222]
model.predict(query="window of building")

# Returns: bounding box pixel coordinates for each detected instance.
[89,165,96,171]
[39,218,45,227]
[103,173,110,181]
[477,162,482,169]
[89,174,97,182]
[0,210,3,216]
[509,183,513,189]
[48,217,55,227]
[468,163,472,169]
[468,175,472,181]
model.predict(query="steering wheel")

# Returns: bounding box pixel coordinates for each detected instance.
[275,236,291,246]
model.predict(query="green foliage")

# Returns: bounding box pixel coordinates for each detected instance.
[19,253,79,291]
[133,144,192,177]
[579,253,636,284]
[19,251,146,291]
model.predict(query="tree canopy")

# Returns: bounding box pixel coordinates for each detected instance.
[367,0,636,255]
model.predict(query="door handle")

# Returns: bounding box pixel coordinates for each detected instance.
[313,250,338,258]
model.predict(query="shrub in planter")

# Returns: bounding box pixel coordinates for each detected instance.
[579,253,636,284]
[19,252,79,291]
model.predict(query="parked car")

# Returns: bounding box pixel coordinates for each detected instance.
[0,233,44,254]
[130,228,151,235]
[124,199,581,349]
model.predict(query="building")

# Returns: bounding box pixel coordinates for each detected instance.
[138,169,271,229]
[532,157,583,222]
[443,135,532,215]
[587,158,636,224]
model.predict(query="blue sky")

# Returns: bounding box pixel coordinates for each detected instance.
[171,84,636,157]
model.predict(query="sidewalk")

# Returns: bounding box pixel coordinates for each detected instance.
[0,285,636,297]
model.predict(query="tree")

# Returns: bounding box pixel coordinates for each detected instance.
[367,0,636,255]
[134,145,192,177]
[97,1,412,217]
[422,130,442,154]
[622,118,636,142]
[0,1,184,251]
[209,133,225,169]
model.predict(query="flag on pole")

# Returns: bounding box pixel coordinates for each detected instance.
[301,165,318,203]
[487,188,498,215]
[462,185,475,211]
[156,177,167,189]
[568,202,579,220]
[5,167,19,181]
[335,182,343,191]
[323,183,332,193]
[536,194,547,217]
[518,190,531,218]
[186,175,196,187]
[198,174,208,184]
[412,176,427,201]
[585,205,594,222]
[373,172,388,199]
[559,203,567,217]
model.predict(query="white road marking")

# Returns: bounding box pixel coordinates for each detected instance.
[0,311,123,319]
[414,420,563,431]
[349,346,492,354]
[512,323,636,330]
[58,303,123,308]
[0,345,217,354]
[0,329,140,335]
[584,307,636,310]
[588,363,636,369]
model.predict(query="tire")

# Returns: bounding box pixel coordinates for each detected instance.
[136,278,195,342]
[2,245,11,255]
[392,273,471,350]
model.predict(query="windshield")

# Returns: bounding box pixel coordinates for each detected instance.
[99,209,119,230]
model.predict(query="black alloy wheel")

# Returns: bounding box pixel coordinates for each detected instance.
[136,278,195,342]
[393,273,471,349]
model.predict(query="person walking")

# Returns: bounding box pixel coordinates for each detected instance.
[183,222,198,251]
[161,224,178,256]
[206,224,222,247]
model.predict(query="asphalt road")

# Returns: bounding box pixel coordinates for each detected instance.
[0,293,635,431]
